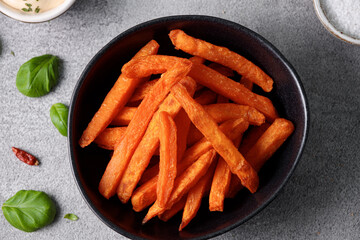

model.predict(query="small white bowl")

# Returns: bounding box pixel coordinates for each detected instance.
[0,0,75,23]
[313,0,360,45]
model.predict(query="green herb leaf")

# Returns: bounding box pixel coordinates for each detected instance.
[25,3,32,7]
[35,6,40,13]
[64,213,79,221]
[50,103,68,137]
[16,54,59,98]
[11,51,15,56]
[2,190,56,232]
[22,8,30,12]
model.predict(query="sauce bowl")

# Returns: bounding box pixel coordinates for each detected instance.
[313,0,360,45]
[0,0,75,23]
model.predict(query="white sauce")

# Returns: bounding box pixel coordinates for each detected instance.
[2,0,65,13]
[320,0,360,39]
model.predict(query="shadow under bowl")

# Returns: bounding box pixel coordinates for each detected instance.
[68,15,309,240]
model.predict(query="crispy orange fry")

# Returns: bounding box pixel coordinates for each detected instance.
[159,195,187,222]
[208,63,234,77]
[169,30,273,92]
[79,40,159,148]
[142,150,217,224]
[98,58,192,199]
[110,107,137,126]
[116,77,196,203]
[227,118,294,198]
[209,135,242,212]
[94,127,126,150]
[187,104,264,146]
[122,55,190,78]
[188,61,278,121]
[157,112,177,208]
[180,160,217,231]
[131,118,248,212]
[171,83,259,193]
[204,104,265,126]
[129,79,158,103]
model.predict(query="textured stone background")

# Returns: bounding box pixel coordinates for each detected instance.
[1,0,360,239]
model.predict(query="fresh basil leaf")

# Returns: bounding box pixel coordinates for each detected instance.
[16,54,59,97]
[64,213,79,221]
[2,190,56,232]
[50,103,68,137]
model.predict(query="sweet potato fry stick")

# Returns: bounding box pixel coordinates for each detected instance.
[204,104,265,126]
[159,195,187,222]
[94,127,126,150]
[174,110,192,162]
[79,40,159,148]
[169,30,273,92]
[132,118,248,212]
[180,160,217,231]
[208,63,234,77]
[142,150,217,224]
[157,112,177,208]
[188,61,278,121]
[110,107,137,126]
[98,58,192,199]
[128,79,158,103]
[171,83,259,193]
[209,135,242,212]
[227,118,294,198]
[116,77,196,203]
[122,55,191,78]
[187,104,264,146]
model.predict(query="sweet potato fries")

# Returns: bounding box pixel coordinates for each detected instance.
[79,30,295,230]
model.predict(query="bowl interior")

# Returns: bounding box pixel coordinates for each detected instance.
[69,16,308,240]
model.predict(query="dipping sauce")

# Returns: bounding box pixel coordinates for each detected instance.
[2,0,65,13]
[320,0,360,39]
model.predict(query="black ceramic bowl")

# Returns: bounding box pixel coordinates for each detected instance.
[68,15,308,240]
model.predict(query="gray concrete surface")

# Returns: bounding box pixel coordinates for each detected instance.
[1,0,360,239]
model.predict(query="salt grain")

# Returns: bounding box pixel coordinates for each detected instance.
[320,0,360,39]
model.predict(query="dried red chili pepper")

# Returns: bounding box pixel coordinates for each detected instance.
[12,147,39,166]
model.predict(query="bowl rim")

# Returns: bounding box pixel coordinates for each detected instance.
[313,0,360,45]
[0,0,75,23]
[68,15,309,240]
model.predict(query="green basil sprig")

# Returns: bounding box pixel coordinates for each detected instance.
[2,190,56,232]
[16,54,59,97]
[64,213,79,221]
[50,103,68,137]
